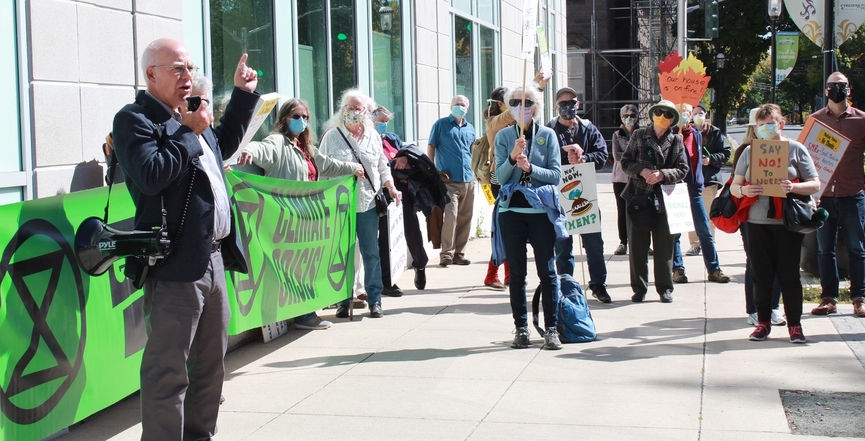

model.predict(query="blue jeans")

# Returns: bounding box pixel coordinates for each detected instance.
[816,192,865,301]
[499,211,558,329]
[340,208,384,309]
[672,184,720,273]
[554,233,606,290]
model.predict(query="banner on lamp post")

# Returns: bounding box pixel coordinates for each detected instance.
[775,31,799,86]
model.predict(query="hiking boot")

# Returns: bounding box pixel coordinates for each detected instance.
[543,328,563,350]
[452,255,471,265]
[708,269,730,283]
[673,268,688,283]
[659,291,673,303]
[382,285,404,297]
[511,327,531,349]
[591,286,612,303]
[771,308,787,326]
[811,298,837,315]
[614,243,627,255]
[788,325,806,343]
[854,298,865,318]
[685,245,701,256]
[749,322,771,341]
[294,316,332,330]
[747,312,758,326]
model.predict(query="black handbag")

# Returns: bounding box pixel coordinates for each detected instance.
[627,193,658,230]
[710,179,737,219]
[337,127,391,217]
[783,194,825,234]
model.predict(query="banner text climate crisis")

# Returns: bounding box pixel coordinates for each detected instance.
[270,188,332,305]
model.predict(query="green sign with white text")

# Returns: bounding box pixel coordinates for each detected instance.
[0,172,356,440]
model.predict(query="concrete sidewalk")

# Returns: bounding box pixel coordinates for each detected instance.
[61,174,865,441]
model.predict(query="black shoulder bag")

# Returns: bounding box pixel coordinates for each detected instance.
[336,127,391,217]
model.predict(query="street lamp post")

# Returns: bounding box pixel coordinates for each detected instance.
[768,0,783,103]
[378,5,394,34]
[716,53,726,134]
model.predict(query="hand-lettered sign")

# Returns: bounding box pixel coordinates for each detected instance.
[557,163,601,235]
[750,140,789,198]
[657,52,711,106]
[797,117,851,198]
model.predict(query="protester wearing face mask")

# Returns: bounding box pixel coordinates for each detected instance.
[669,103,730,285]
[492,86,565,350]
[807,72,865,318]
[620,99,688,304]
[238,97,365,327]
[731,104,820,342]
[428,95,477,267]
[684,103,731,257]
[545,87,611,303]
[320,89,402,319]
[612,104,639,256]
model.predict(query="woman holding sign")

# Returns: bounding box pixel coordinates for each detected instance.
[730,104,819,343]
[494,86,564,350]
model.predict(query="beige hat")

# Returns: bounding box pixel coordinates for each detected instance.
[748,108,759,126]
[648,100,680,126]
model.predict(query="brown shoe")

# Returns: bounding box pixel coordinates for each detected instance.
[708,269,730,283]
[452,256,472,265]
[810,298,837,315]
[673,268,688,283]
[854,298,865,317]
[485,281,505,290]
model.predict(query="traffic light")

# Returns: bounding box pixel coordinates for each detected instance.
[704,0,719,38]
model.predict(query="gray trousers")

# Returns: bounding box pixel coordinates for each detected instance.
[440,181,475,259]
[627,211,675,296]
[140,250,229,441]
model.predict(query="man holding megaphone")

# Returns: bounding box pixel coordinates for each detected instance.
[111,38,259,441]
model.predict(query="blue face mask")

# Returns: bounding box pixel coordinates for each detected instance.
[375,122,388,134]
[452,105,467,118]
[756,123,778,140]
[289,117,308,135]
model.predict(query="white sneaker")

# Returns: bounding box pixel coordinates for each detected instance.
[747,313,758,326]
[770,308,787,326]
[294,316,333,330]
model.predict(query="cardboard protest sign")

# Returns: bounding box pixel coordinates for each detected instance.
[750,140,789,198]
[557,163,601,235]
[521,0,539,60]
[225,92,280,165]
[660,183,693,234]
[797,118,851,199]
[657,52,711,106]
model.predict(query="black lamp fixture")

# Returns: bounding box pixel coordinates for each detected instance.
[379,4,394,33]
[768,0,783,103]
[716,52,726,132]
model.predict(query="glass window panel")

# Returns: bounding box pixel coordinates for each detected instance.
[210,0,276,139]
[0,2,20,175]
[452,0,471,15]
[478,0,496,24]
[372,1,405,139]
[298,0,329,138]
[479,25,495,135]
[454,15,474,127]
[330,0,357,110]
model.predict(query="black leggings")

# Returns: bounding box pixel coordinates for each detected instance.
[613,182,628,244]
[746,223,804,326]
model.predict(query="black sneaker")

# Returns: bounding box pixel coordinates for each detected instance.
[369,304,384,318]
[414,268,426,290]
[335,304,349,318]
[591,286,612,303]
[511,327,530,348]
[383,285,404,297]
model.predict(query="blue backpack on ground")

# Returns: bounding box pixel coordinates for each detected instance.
[532,274,597,343]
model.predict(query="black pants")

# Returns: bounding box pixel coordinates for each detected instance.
[613,182,628,245]
[380,189,428,287]
[746,223,804,326]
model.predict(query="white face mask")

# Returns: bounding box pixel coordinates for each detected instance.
[692,114,706,127]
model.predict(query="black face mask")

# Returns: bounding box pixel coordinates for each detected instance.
[828,83,849,104]
[558,104,577,120]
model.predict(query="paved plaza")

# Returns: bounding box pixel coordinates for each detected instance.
[61,171,865,441]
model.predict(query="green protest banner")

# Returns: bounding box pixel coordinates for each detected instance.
[0,173,356,440]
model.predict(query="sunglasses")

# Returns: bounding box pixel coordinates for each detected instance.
[509,99,535,107]
[622,114,637,119]
[558,99,578,107]
[291,114,310,121]
[653,108,674,119]
[828,82,849,89]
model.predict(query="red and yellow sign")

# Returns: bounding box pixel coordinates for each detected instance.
[657,52,711,106]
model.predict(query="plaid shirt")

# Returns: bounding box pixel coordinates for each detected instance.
[620,125,689,205]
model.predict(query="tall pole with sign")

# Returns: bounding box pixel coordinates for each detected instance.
[823,0,834,107]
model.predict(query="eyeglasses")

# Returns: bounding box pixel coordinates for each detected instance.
[828,82,849,89]
[509,99,535,107]
[152,64,199,76]
[622,114,637,119]
[291,114,310,121]
[653,108,674,119]
[558,99,578,107]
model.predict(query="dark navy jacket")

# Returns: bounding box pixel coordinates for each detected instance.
[546,117,609,170]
